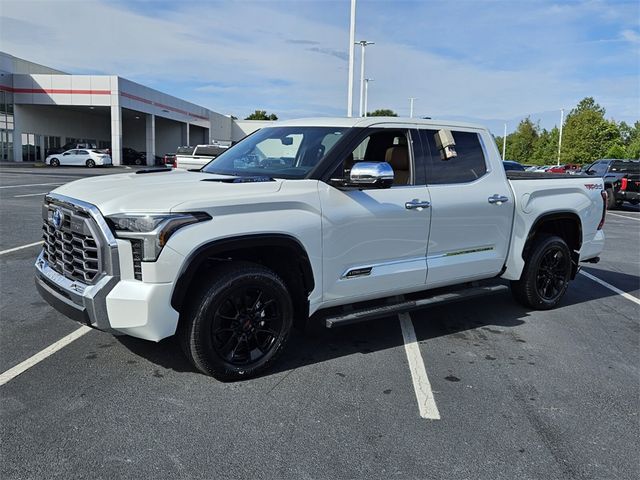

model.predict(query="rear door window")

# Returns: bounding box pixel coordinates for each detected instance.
[420,129,487,184]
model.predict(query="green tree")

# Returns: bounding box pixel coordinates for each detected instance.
[532,127,560,165]
[244,110,278,120]
[504,117,539,163]
[560,97,618,163]
[367,109,398,117]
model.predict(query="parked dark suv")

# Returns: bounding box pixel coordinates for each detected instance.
[584,159,640,209]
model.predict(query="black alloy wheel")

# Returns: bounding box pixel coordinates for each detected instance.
[180,262,293,381]
[50,158,60,167]
[86,159,96,168]
[535,246,569,302]
[211,285,283,366]
[511,235,572,310]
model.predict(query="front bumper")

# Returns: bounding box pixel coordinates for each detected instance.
[35,193,179,342]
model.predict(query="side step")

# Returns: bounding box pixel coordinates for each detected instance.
[324,284,509,328]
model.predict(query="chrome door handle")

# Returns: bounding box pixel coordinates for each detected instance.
[488,194,509,205]
[405,200,431,210]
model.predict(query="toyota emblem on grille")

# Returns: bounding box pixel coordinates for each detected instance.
[52,208,63,229]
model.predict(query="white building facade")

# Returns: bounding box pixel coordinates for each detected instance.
[0,52,245,165]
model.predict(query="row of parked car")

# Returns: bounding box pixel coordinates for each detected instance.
[503,159,639,209]
[45,143,159,167]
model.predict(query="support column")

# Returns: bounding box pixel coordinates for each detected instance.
[12,105,23,162]
[182,122,190,146]
[110,104,122,166]
[145,113,155,166]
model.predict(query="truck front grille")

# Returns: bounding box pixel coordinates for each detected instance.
[42,206,102,284]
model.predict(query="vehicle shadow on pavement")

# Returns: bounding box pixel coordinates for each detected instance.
[114,271,637,379]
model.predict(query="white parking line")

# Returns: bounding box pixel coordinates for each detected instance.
[398,312,441,420]
[0,183,63,189]
[0,241,44,256]
[607,212,640,222]
[0,326,92,386]
[580,270,640,306]
[14,192,49,198]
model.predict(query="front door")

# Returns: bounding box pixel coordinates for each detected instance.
[319,128,431,305]
[417,128,514,288]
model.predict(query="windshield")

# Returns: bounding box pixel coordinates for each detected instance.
[202,127,347,179]
[610,161,640,174]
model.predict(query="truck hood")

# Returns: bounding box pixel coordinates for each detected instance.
[52,169,284,216]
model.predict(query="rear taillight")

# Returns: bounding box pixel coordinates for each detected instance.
[598,190,607,230]
[172,160,177,168]
[620,177,628,191]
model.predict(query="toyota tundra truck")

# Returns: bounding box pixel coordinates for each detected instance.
[35,117,606,380]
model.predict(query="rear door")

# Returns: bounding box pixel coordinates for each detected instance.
[319,127,431,304]
[75,149,90,166]
[418,128,514,288]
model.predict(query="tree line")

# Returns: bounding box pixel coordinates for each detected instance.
[495,97,640,166]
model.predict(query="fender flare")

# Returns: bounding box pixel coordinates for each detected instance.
[170,233,315,311]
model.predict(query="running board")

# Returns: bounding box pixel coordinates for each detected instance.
[324,284,509,328]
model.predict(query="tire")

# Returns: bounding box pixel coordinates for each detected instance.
[606,188,616,209]
[134,158,143,165]
[179,262,293,381]
[86,159,96,168]
[50,158,60,167]
[511,235,572,310]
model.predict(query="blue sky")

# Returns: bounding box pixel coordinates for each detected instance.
[1,0,638,134]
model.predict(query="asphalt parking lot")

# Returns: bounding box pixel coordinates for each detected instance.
[1,165,639,480]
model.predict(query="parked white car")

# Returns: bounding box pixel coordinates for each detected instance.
[174,144,230,170]
[36,117,606,381]
[45,149,112,168]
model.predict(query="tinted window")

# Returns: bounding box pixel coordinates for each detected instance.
[176,146,195,155]
[421,130,487,184]
[610,161,639,173]
[195,145,228,157]
[585,161,608,176]
[77,150,89,155]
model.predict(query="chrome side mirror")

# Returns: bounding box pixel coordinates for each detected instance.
[349,161,394,188]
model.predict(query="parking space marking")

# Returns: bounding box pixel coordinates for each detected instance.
[14,192,49,198]
[0,326,91,386]
[580,270,640,306]
[0,241,44,256]
[0,182,63,189]
[398,313,441,420]
[607,212,640,222]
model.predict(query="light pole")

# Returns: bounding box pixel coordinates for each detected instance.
[409,97,417,118]
[364,78,373,117]
[557,108,564,166]
[502,123,507,161]
[347,0,356,117]
[356,40,374,117]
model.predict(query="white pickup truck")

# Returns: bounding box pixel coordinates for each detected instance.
[174,144,229,170]
[35,117,606,380]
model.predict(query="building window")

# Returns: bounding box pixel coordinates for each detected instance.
[22,133,42,162]
[0,129,13,161]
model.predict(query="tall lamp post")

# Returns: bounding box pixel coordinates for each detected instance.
[409,97,417,118]
[502,123,507,161]
[364,78,373,117]
[557,108,564,166]
[356,40,374,117]
[347,0,356,117]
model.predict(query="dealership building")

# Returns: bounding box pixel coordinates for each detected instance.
[0,52,260,165]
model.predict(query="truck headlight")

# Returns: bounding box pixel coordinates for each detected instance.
[106,212,211,261]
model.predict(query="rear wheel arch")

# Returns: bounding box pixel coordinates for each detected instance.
[171,234,315,322]
[522,212,582,279]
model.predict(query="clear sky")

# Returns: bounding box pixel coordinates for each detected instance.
[1,0,638,134]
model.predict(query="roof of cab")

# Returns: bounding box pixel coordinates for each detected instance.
[271,116,487,131]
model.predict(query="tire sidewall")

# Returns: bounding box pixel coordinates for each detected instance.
[86,159,96,168]
[190,267,293,380]
[50,158,59,167]
[525,236,572,309]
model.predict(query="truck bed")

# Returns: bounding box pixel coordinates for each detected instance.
[506,171,590,180]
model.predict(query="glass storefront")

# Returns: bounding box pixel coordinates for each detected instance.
[0,90,14,160]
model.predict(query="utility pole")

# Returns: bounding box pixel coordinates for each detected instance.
[502,123,507,161]
[356,40,374,117]
[409,97,417,118]
[347,0,356,117]
[557,108,564,166]
[364,78,373,117]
